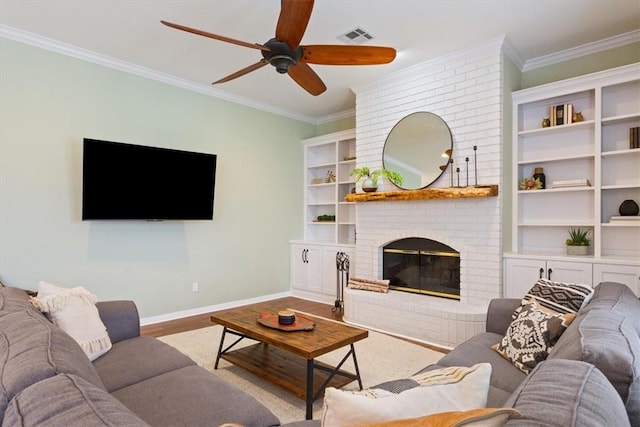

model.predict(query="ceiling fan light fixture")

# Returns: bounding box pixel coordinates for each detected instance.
[270,55,296,74]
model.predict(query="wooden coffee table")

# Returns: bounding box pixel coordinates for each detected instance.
[210,303,368,420]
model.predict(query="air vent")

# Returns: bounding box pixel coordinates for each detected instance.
[337,27,374,45]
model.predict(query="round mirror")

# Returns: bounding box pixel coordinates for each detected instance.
[383,112,453,190]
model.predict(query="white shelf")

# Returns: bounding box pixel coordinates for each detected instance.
[511,63,640,262]
[518,153,594,165]
[303,129,356,245]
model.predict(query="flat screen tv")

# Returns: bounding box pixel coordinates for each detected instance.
[82,138,217,220]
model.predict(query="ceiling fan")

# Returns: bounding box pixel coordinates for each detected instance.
[161,0,396,96]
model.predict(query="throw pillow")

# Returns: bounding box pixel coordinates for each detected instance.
[321,363,491,427]
[35,281,112,361]
[514,278,593,319]
[352,408,521,427]
[493,301,575,374]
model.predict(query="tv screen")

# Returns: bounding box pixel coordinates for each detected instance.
[82,138,217,220]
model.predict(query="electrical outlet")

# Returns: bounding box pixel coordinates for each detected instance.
[192,282,199,292]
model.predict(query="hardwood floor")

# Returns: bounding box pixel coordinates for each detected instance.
[141,296,447,354]
[141,296,342,338]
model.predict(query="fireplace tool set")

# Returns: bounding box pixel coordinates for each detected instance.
[333,251,350,313]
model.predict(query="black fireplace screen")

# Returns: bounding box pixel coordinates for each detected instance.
[383,238,460,300]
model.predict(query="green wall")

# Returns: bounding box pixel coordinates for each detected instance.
[521,42,640,89]
[0,38,316,318]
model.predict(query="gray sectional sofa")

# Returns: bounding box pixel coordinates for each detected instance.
[2,281,638,426]
[0,285,280,426]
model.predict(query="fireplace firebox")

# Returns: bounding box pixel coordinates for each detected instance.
[382,238,460,300]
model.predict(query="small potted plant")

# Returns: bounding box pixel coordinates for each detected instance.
[565,228,590,256]
[350,167,403,192]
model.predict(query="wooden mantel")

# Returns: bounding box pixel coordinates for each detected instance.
[345,184,499,202]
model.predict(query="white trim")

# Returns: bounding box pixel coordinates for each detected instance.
[523,30,640,72]
[317,108,355,125]
[0,25,319,124]
[139,291,291,326]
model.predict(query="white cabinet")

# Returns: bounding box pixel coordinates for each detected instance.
[510,63,640,259]
[593,263,640,296]
[290,243,324,293]
[290,242,355,303]
[303,130,356,244]
[504,256,593,298]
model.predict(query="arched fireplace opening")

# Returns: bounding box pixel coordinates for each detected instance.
[382,237,460,300]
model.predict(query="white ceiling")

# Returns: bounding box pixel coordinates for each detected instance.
[1,0,639,123]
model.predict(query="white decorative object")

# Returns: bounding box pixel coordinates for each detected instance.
[35,281,112,361]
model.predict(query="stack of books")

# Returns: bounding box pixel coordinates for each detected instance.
[609,216,640,224]
[549,103,575,126]
[551,179,591,189]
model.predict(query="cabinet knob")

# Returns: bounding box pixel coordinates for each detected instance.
[539,267,544,278]
[547,268,553,280]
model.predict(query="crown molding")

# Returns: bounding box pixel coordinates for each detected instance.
[316,108,355,124]
[0,25,319,125]
[522,29,640,72]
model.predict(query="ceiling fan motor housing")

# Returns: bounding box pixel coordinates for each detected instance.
[263,38,302,73]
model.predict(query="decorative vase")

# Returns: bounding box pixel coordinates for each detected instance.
[566,245,589,256]
[533,167,546,189]
[362,178,378,193]
[619,199,639,216]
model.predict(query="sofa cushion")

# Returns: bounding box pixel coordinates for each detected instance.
[0,310,105,422]
[0,286,44,317]
[493,302,576,374]
[427,332,526,407]
[549,306,640,425]
[504,359,631,427]
[3,374,149,427]
[92,335,195,392]
[36,281,112,361]
[111,365,280,427]
[320,363,492,426]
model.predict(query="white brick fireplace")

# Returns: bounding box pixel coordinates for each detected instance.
[344,38,509,349]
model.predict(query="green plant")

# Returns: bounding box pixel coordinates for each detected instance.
[350,167,404,186]
[566,228,591,246]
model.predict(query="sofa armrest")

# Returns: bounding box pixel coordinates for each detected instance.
[96,301,140,343]
[486,298,521,335]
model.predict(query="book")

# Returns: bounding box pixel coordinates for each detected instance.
[552,179,591,188]
[555,104,564,126]
[631,127,639,149]
[609,216,640,224]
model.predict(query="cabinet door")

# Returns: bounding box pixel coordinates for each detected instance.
[546,261,593,286]
[305,246,324,292]
[290,245,308,290]
[504,258,544,298]
[593,264,640,296]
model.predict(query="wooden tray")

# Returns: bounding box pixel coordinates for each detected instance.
[257,312,315,331]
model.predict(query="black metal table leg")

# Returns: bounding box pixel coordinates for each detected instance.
[214,326,227,369]
[306,358,314,420]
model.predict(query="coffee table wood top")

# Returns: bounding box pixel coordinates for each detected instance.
[210,302,368,359]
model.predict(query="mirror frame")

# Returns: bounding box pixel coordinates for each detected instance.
[382,111,453,190]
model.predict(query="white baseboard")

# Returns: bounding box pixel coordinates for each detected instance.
[139,291,292,326]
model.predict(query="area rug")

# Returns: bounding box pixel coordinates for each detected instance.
[158,324,444,423]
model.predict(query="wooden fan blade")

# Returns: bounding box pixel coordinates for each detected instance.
[212,60,269,84]
[302,45,396,65]
[161,20,269,52]
[288,61,326,96]
[275,0,314,49]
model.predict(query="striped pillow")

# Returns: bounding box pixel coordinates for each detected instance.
[514,278,593,319]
